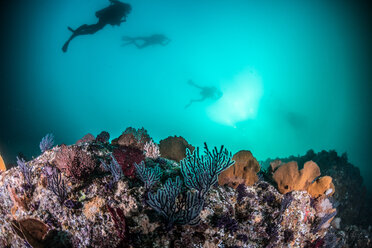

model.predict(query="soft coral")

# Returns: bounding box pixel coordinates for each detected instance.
[113,146,144,178]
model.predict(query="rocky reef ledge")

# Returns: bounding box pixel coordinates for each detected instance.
[0,128,370,248]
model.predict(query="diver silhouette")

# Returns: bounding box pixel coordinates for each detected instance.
[121,34,171,49]
[185,80,223,108]
[62,0,132,53]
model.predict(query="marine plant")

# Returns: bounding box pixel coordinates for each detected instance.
[135,161,162,190]
[147,176,204,226]
[40,133,55,153]
[16,156,34,190]
[180,143,235,197]
[101,154,123,183]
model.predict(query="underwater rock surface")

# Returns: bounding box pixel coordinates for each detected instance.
[0,131,371,247]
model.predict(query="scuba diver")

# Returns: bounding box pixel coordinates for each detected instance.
[121,34,171,49]
[185,80,223,108]
[62,0,132,53]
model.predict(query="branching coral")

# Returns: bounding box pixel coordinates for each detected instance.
[143,140,160,159]
[40,133,55,153]
[180,143,235,197]
[101,154,123,183]
[135,161,162,190]
[147,176,204,226]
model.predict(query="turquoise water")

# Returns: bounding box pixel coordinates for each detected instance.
[1,0,371,187]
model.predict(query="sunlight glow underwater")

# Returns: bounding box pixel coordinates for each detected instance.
[207,69,263,127]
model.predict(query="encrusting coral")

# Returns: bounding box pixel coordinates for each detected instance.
[218,150,260,188]
[0,128,347,247]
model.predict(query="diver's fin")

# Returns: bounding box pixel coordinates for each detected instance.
[67,27,75,32]
[62,41,69,53]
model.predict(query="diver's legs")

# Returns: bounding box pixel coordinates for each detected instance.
[62,22,106,52]
[184,98,206,108]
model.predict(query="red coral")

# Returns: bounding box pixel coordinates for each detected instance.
[107,205,126,240]
[54,145,96,181]
[113,146,144,178]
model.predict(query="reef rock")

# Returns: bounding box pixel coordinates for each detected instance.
[159,136,194,162]
[218,150,260,188]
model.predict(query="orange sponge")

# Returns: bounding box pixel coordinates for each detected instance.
[0,154,6,171]
[218,150,260,188]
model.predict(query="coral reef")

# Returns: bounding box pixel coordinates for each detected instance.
[159,135,195,162]
[0,130,370,247]
[262,149,372,246]
[218,150,260,188]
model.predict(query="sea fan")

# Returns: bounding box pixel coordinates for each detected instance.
[180,143,234,197]
[16,156,34,188]
[101,154,124,182]
[135,161,162,190]
[147,176,204,226]
[40,133,55,153]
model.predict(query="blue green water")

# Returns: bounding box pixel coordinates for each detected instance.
[0,0,371,187]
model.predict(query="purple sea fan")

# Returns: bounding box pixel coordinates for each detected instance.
[135,161,162,190]
[40,133,55,153]
[16,156,34,188]
[101,154,124,182]
[44,166,68,205]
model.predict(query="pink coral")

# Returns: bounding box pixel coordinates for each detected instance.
[144,140,160,159]
[54,145,96,181]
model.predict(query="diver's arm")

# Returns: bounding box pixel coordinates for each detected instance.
[187,80,203,89]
